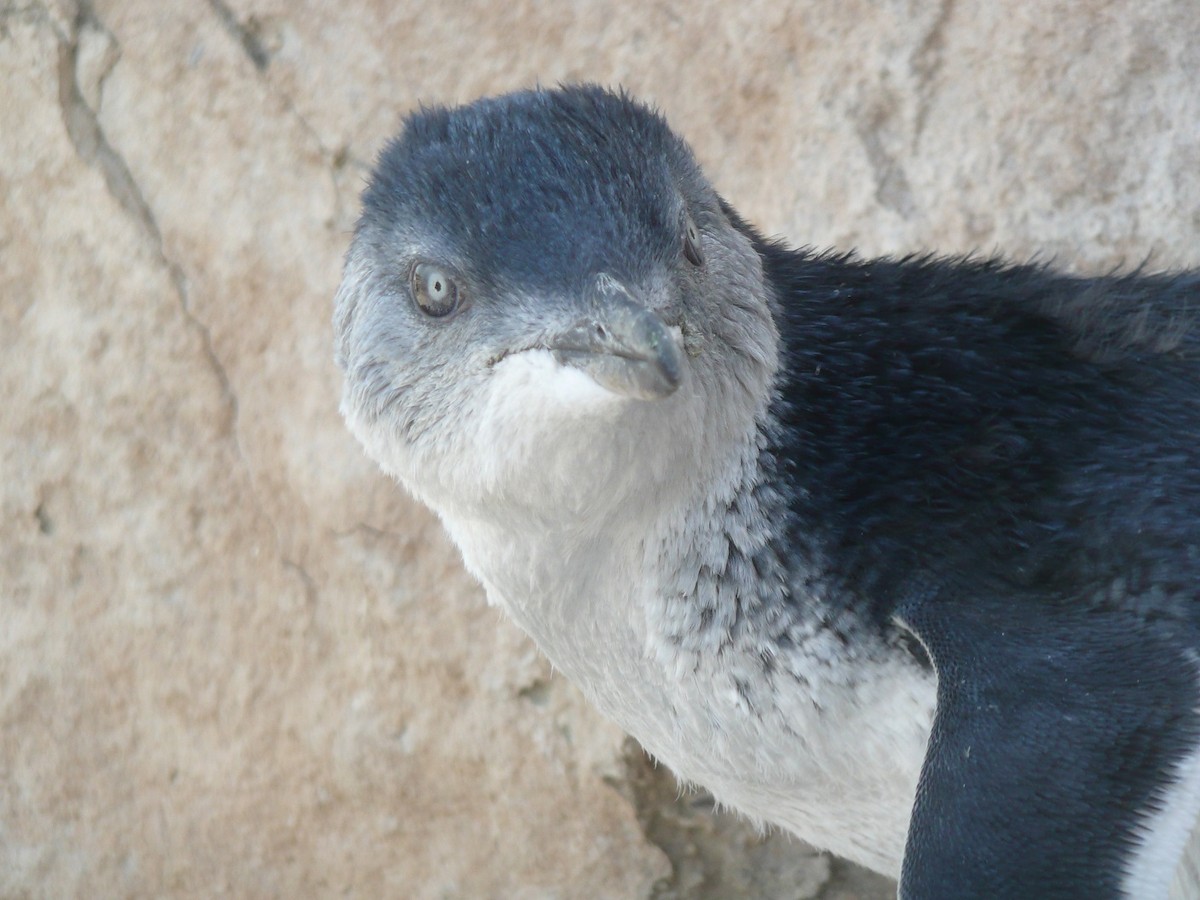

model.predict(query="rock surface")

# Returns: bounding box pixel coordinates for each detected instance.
[2,0,1198,896]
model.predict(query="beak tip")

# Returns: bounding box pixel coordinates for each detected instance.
[549,313,685,401]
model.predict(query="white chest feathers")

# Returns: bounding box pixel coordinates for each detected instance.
[624,594,935,878]
[441,501,937,879]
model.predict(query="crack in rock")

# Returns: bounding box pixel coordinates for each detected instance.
[283,558,319,606]
[197,2,350,262]
[205,0,270,72]
[52,0,323,608]
[855,105,918,220]
[909,0,957,148]
[54,1,239,443]
[56,8,158,251]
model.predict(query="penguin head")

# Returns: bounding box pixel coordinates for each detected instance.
[335,85,776,520]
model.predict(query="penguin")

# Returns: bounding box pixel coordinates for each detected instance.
[333,84,1200,898]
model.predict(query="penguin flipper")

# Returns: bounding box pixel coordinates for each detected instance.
[895,599,1200,900]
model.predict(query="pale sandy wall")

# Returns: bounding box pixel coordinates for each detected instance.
[3,1,1198,897]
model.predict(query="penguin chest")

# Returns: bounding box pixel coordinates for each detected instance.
[445,515,936,877]
[611,642,938,879]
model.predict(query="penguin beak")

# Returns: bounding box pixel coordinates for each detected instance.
[547,289,685,401]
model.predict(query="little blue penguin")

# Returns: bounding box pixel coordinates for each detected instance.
[333,84,1200,898]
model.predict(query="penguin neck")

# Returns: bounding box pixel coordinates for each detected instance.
[639,390,878,681]
[436,353,874,691]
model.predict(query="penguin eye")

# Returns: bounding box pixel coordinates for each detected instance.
[682,217,704,267]
[410,262,463,318]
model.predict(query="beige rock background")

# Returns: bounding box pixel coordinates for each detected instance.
[3,0,1198,896]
